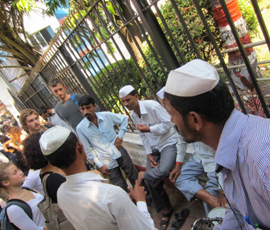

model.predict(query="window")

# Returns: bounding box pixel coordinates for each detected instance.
[28,26,54,50]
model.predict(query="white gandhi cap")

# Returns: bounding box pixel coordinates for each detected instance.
[40,126,71,156]
[165,59,220,97]
[119,85,135,98]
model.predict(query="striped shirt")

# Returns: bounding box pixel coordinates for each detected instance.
[215,109,270,229]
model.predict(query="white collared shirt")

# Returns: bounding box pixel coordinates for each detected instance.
[57,172,155,230]
[130,100,177,154]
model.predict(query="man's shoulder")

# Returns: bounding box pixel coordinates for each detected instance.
[140,99,162,111]
[98,111,125,118]
[141,99,160,106]
[73,93,83,99]
[76,117,87,130]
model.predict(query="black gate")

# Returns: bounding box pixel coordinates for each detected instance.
[19,0,270,117]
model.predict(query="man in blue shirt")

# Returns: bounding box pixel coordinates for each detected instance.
[76,95,138,192]
[163,59,270,230]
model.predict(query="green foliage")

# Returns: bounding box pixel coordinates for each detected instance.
[238,0,259,38]
[90,59,140,113]
[137,0,223,97]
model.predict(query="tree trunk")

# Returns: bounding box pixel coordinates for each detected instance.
[116,0,145,61]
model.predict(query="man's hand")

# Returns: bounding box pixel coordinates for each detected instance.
[169,163,182,183]
[136,124,150,132]
[114,137,123,150]
[147,154,159,168]
[129,180,147,202]
[100,165,110,175]
[137,171,145,185]
[217,192,227,207]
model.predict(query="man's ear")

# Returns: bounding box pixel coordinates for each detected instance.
[77,142,84,154]
[188,111,203,131]
[77,141,87,161]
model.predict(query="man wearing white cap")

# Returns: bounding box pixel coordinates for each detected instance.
[119,85,178,230]
[157,87,226,215]
[164,59,270,230]
[39,126,156,230]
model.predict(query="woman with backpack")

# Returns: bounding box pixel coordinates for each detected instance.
[23,132,74,230]
[0,162,47,229]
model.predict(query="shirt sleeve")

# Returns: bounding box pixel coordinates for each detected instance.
[76,128,104,168]
[107,187,156,230]
[214,207,254,230]
[149,104,174,135]
[7,205,43,230]
[176,134,187,163]
[139,132,153,155]
[109,113,128,138]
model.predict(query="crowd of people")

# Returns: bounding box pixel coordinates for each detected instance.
[0,59,269,230]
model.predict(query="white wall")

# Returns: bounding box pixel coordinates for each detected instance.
[23,2,60,35]
[0,77,20,118]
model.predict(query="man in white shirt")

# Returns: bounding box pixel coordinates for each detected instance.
[39,126,156,230]
[119,85,177,230]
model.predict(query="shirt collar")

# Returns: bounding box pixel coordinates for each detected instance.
[82,113,103,127]
[66,171,107,184]
[131,100,147,117]
[215,109,249,171]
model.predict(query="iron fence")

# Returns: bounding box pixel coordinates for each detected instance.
[18,0,270,118]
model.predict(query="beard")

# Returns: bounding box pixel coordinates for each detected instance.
[175,123,199,143]
[85,113,94,121]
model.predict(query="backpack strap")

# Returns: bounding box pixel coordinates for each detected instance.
[70,93,78,105]
[41,172,52,195]
[6,199,32,219]
[3,199,33,229]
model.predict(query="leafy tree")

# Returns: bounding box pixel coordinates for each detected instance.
[0,0,67,80]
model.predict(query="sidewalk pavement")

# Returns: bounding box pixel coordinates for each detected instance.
[148,180,206,230]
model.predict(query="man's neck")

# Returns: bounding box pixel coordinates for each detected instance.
[63,160,88,176]
[200,123,224,150]
[60,94,70,103]
[88,113,98,126]
[134,104,141,117]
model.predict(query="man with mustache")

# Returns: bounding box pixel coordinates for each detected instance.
[119,85,178,230]
[76,95,138,192]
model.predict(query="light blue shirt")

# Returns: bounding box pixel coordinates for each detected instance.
[214,109,270,230]
[76,112,128,169]
[176,134,216,173]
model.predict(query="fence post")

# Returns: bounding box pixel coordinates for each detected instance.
[58,45,106,111]
[131,0,180,71]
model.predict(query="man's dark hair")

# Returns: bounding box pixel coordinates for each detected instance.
[49,78,64,88]
[23,133,48,170]
[45,132,78,169]
[165,79,235,125]
[78,95,95,107]
[38,106,48,116]
[128,90,137,96]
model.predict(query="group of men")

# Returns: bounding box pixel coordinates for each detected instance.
[19,59,270,230]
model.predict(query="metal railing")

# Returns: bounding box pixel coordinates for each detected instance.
[18,0,270,117]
